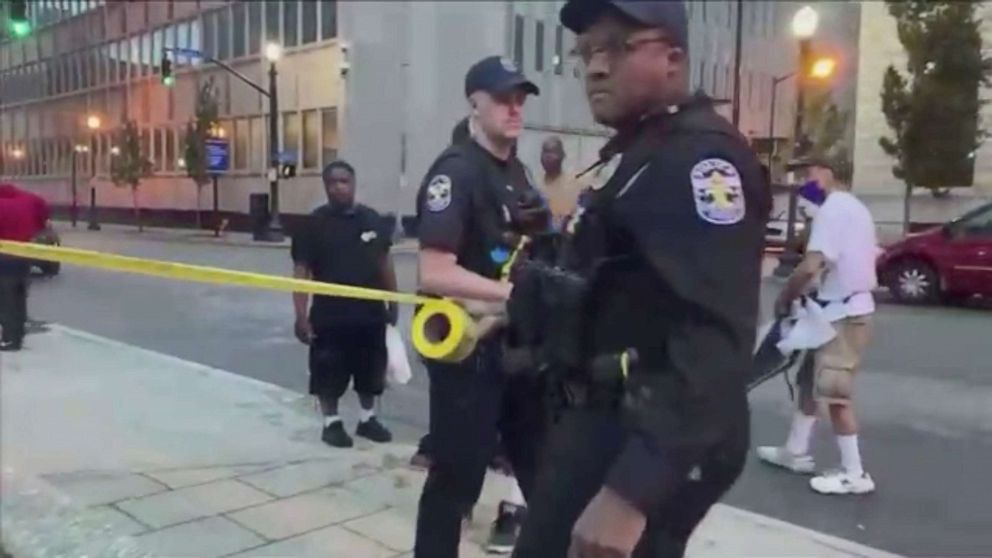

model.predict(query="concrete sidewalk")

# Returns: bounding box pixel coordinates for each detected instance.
[0,327,901,558]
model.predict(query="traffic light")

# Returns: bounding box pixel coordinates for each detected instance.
[160,55,174,87]
[7,0,31,38]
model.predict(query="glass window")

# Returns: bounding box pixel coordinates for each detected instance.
[535,21,544,72]
[248,2,261,54]
[554,25,563,75]
[165,128,175,171]
[301,0,317,44]
[282,111,299,153]
[69,53,80,91]
[513,15,524,69]
[153,128,164,172]
[320,0,336,40]
[140,128,150,164]
[152,28,163,73]
[283,1,298,47]
[177,20,189,52]
[217,8,231,60]
[232,3,246,58]
[265,1,280,43]
[202,12,216,59]
[321,108,337,164]
[234,118,248,169]
[302,109,318,168]
[142,32,152,76]
[189,19,202,65]
[250,116,265,170]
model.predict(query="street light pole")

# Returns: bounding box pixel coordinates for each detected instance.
[70,149,78,228]
[731,0,744,128]
[267,59,283,240]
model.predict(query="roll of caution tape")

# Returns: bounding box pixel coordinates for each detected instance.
[410,298,479,363]
[0,240,477,363]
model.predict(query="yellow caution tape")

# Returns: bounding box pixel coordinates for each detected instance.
[0,240,476,362]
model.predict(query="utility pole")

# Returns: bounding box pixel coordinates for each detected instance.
[732,0,744,128]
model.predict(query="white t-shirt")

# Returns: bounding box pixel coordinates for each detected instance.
[805,190,878,321]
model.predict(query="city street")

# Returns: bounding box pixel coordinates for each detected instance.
[22,228,992,557]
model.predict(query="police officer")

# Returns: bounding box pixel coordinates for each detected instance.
[509,2,769,557]
[413,55,547,558]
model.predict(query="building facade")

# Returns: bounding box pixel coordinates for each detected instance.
[1,0,800,225]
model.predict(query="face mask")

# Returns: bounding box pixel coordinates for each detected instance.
[798,180,827,206]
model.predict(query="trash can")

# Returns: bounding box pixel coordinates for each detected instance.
[249,193,270,241]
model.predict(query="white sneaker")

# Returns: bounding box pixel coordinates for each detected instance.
[756,446,816,474]
[810,469,876,495]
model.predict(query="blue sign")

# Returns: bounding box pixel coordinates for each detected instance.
[278,150,298,165]
[206,138,229,173]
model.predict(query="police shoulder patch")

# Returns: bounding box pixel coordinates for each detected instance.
[690,158,745,225]
[425,174,453,213]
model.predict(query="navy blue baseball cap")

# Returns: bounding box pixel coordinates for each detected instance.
[560,0,688,48]
[464,56,540,98]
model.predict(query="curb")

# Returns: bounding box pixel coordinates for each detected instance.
[712,505,902,558]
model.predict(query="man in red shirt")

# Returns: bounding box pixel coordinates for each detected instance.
[0,183,50,351]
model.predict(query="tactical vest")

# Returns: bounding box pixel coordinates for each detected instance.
[418,142,537,280]
[562,98,751,370]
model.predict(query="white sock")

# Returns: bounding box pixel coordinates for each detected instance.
[505,478,526,506]
[323,415,341,427]
[837,434,864,476]
[785,413,817,456]
[359,407,375,423]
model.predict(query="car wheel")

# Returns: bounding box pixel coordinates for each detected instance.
[888,259,940,304]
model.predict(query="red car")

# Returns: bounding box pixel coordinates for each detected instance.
[877,202,992,303]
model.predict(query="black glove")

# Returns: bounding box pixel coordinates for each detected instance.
[387,302,399,326]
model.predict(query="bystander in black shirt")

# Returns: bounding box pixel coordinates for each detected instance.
[291,204,392,330]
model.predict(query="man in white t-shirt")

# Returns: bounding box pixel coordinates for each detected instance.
[758,158,879,495]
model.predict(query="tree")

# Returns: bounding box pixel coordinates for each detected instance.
[110,119,153,231]
[879,0,992,233]
[182,79,219,229]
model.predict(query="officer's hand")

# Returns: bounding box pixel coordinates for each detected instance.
[387,302,399,326]
[568,487,646,558]
[294,316,313,345]
[460,299,508,339]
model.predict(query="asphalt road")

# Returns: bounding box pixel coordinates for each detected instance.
[23,228,992,557]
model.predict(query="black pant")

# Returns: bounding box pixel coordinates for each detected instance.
[414,340,545,558]
[308,323,387,399]
[0,261,29,346]
[512,408,748,558]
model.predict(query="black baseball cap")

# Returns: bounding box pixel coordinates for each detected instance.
[464,56,540,98]
[560,0,688,48]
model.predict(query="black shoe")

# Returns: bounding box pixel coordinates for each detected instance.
[321,421,354,448]
[0,341,22,352]
[486,501,525,554]
[355,416,393,443]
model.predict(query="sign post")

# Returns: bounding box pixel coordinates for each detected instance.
[205,138,229,236]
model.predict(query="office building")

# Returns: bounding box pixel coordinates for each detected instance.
[1,1,801,225]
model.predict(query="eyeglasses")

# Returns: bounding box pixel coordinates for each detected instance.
[570,34,671,65]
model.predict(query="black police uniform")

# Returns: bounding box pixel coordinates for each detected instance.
[291,204,392,401]
[414,134,548,558]
[510,91,769,557]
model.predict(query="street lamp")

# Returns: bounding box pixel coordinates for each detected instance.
[773,5,822,278]
[264,41,284,241]
[77,114,103,230]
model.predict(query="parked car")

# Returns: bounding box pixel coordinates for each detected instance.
[876,202,992,304]
[29,224,61,277]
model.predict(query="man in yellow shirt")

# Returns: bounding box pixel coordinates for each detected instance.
[538,136,583,231]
